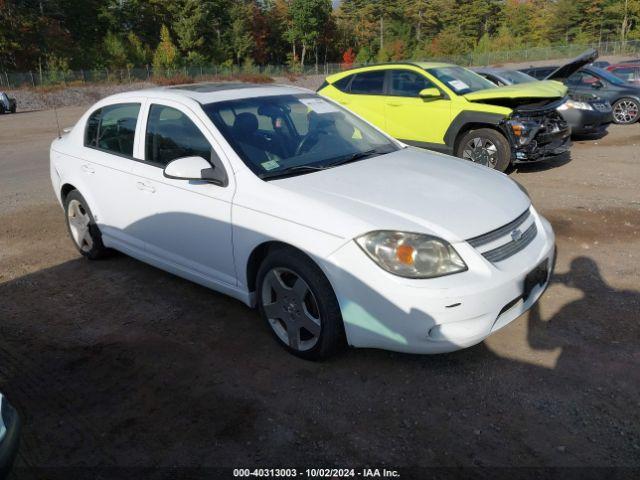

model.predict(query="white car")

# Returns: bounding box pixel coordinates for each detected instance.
[50,83,555,359]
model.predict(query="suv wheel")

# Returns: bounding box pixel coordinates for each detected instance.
[456,128,511,172]
[256,247,345,360]
[64,190,108,259]
[612,98,639,124]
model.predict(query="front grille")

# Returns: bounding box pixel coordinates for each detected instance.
[482,222,537,262]
[467,209,530,248]
[466,208,538,263]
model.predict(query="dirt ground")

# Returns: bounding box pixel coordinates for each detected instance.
[0,107,639,478]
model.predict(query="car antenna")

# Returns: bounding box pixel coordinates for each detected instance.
[53,102,61,139]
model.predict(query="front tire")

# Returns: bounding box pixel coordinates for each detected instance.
[612,98,640,124]
[256,247,345,360]
[64,190,108,259]
[456,128,511,172]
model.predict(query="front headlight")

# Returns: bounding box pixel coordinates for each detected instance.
[355,231,467,279]
[557,99,593,111]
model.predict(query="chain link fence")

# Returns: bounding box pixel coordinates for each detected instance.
[2,40,639,89]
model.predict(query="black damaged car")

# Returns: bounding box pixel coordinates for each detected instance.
[521,50,640,125]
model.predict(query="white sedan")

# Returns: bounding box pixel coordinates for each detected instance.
[50,83,555,359]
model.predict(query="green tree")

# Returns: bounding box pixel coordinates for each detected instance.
[290,0,332,68]
[230,1,254,65]
[153,25,179,71]
[103,31,128,69]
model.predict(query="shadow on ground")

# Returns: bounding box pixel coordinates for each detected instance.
[0,249,638,474]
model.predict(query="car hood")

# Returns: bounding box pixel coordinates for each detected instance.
[463,81,567,103]
[271,148,530,241]
[545,48,599,81]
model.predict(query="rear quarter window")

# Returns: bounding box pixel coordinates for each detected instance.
[84,103,141,157]
[332,75,353,92]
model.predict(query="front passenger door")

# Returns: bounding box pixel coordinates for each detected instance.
[383,69,451,146]
[130,101,237,287]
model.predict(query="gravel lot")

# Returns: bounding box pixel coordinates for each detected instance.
[0,107,639,477]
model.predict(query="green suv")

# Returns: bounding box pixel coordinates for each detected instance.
[318,62,572,171]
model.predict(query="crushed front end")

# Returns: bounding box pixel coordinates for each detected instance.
[503,98,572,163]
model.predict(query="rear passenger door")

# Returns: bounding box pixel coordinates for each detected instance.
[129,100,237,287]
[82,101,148,252]
[335,70,388,130]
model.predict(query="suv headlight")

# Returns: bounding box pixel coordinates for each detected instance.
[355,231,467,279]
[557,99,593,111]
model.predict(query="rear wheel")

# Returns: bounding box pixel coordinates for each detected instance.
[612,98,640,124]
[456,128,511,172]
[64,190,108,259]
[256,247,345,360]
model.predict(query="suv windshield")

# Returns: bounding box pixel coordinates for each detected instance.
[203,94,398,180]
[426,66,496,94]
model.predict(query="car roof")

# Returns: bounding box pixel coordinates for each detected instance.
[101,83,311,105]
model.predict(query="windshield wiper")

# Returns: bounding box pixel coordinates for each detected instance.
[262,149,384,181]
[261,164,327,181]
[326,149,380,168]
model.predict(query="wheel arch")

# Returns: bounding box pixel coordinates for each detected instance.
[244,240,340,306]
[444,110,509,151]
[452,122,508,154]
[60,183,77,203]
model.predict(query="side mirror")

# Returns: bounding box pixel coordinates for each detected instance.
[418,87,441,99]
[163,156,228,186]
[592,80,604,89]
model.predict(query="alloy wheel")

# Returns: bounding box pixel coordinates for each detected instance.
[613,100,639,124]
[67,199,93,252]
[261,267,321,351]
[462,137,499,168]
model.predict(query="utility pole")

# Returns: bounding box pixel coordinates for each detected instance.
[380,16,384,53]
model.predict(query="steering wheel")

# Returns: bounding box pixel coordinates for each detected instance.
[295,130,326,156]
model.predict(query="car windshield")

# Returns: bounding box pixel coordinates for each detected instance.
[203,94,399,180]
[500,70,538,84]
[589,67,627,86]
[426,66,496,94]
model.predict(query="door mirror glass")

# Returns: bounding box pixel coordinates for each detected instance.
[418,87,441,99]
[163,156,227,186]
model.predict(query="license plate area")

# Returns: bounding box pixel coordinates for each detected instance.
[523,259,549,300]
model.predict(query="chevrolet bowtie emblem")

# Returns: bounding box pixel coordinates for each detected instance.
[511,228,523,241]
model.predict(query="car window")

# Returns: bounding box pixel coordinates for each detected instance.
[85,103,140,156]
[349,71,385,95]
[389,70,433,96]
[568,71,600,87]
[145,104,212,166]
[611,67,636,82]
[332,75,352,92]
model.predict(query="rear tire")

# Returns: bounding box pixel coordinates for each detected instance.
[256,247,345,360]
[612,98,640,124]
[64,190,108,260]
[455,128,511,172]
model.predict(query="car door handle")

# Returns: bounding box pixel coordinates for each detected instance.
[136,181,156,193]
[339,100,350,105]
[81,164,95,174]
[386,102,402,107]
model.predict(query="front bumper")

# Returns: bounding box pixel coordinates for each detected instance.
[324,209,556,354]
[512,127,571,163]
[560,107,612,136]
[0,394,21,476]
